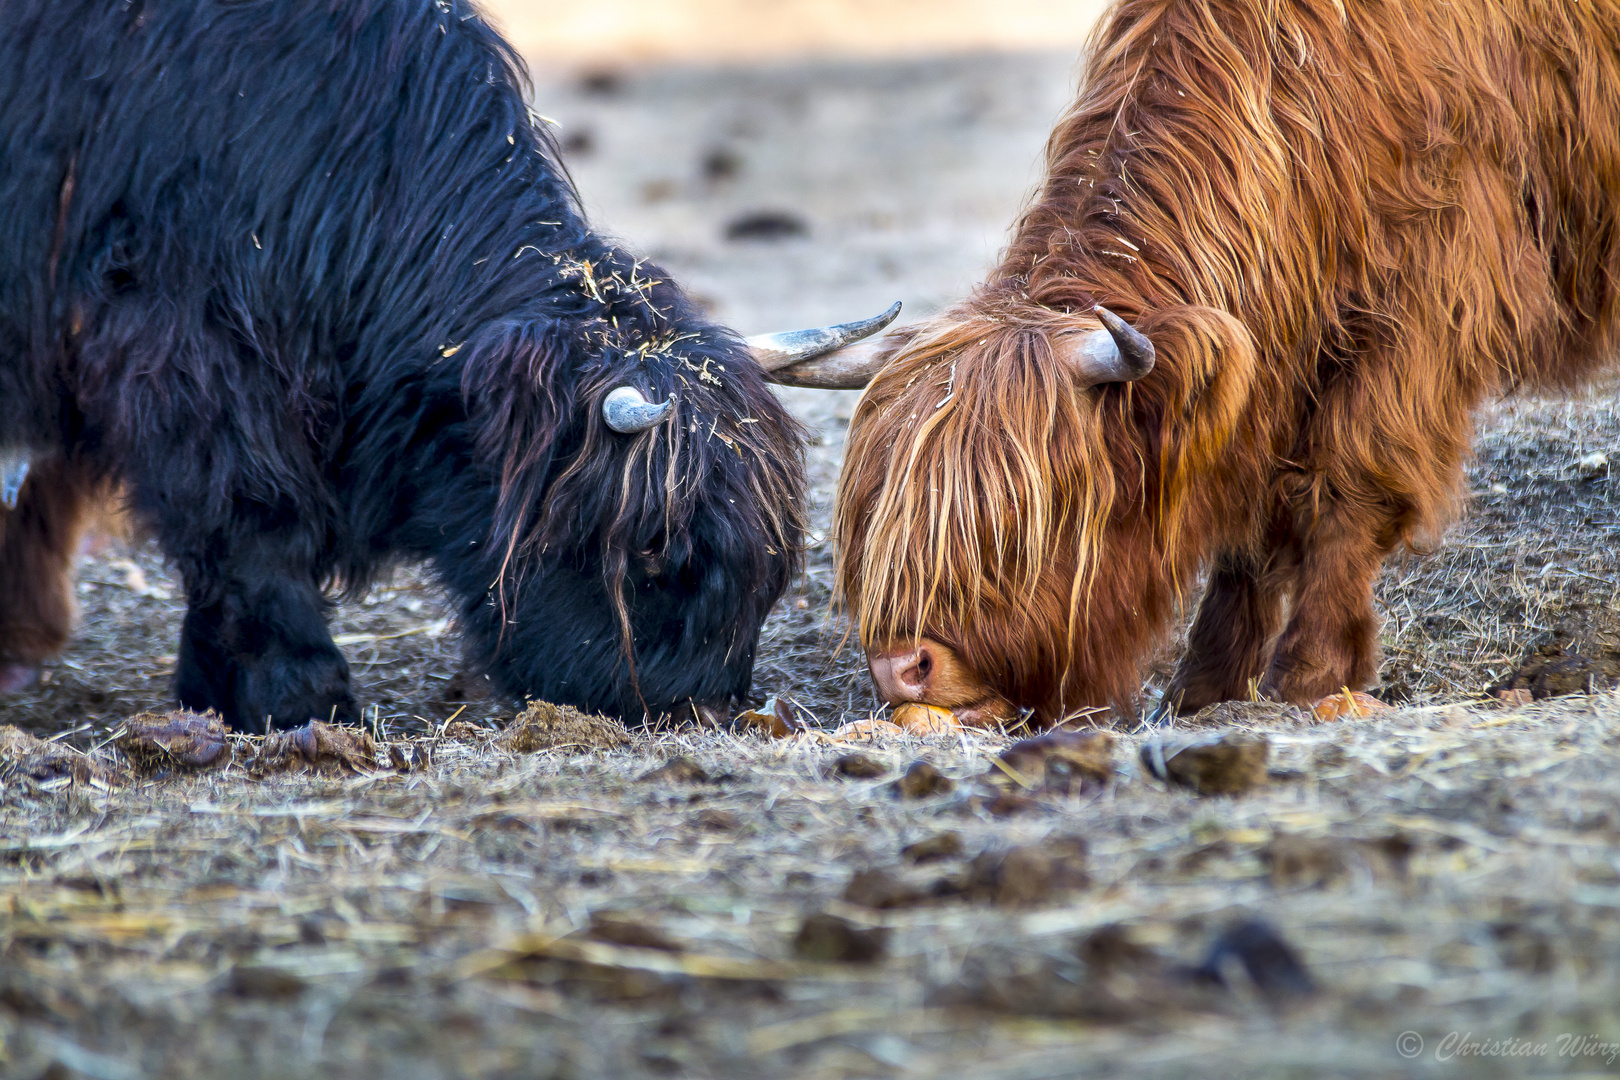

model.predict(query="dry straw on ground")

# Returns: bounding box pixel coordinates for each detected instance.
[6,689,1620,1079]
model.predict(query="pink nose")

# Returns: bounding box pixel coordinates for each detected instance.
[868,645,936,705]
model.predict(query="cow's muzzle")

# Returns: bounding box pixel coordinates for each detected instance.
[866,637,1015,728]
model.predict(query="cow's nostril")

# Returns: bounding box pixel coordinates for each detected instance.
[897,647,933,691]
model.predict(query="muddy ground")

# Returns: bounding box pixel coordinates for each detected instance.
[4,37,1620,1080]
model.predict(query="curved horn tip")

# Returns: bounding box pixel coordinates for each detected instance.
[0,453,29,511]
[745,301,904,372]
[1092,304,1156,377]
[602,386,675,434]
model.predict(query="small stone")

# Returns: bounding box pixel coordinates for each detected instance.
[893,760,954,799]
[901,831,964,863]
[1577,450,1609,478]
[793,913,889,964]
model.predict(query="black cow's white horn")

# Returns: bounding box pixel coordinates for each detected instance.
[746,301,902,373]
[602,386,674,434]
[1064,305,1156,386]
[0,452,29,511]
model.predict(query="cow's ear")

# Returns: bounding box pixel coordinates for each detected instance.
[1135,304,1260,477]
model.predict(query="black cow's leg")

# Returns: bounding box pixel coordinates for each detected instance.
[1165,551,1292,714]
[175,557,356,733]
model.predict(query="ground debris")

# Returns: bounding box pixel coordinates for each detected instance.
[901,831,964,863]
[0,725,112,793]
[638,755,716,784]
[1496,643,1620,700]
[586,912,681,952]
[457,931,797,984]
[792,912,888,964]
[892,760,954,799]
[116,710,229,771]
[1259,832,1414,888]
[930,939,1209,1023]
[251,720,381,775]
[692,807,742,831]
[1183,699,1302,727]
[1141,731,1270,795]
[989,729,1113,793]
[497,700,631,753]
[1189,918,1316,1005]
[439,719,493,743]
[832,752,889,779]
[842,866,927,910]
[970,791,1040,817]
[940,837,1090,907]
[934,916,1311,1023]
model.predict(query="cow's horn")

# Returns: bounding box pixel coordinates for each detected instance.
[746,301,902,373]
[1064,305,1156,385]
[0,452,29,511]
[602,386,674,434]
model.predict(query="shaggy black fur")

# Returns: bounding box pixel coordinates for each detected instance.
[0,0,805,731]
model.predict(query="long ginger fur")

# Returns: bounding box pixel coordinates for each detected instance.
[837,0,1620,722]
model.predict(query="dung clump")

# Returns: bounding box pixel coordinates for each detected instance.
[497,700,631,754]
[253,720,380,775]
[118,710,230,771]
[0,724,110,793]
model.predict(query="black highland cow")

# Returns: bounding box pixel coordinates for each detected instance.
[0,0,893,730]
